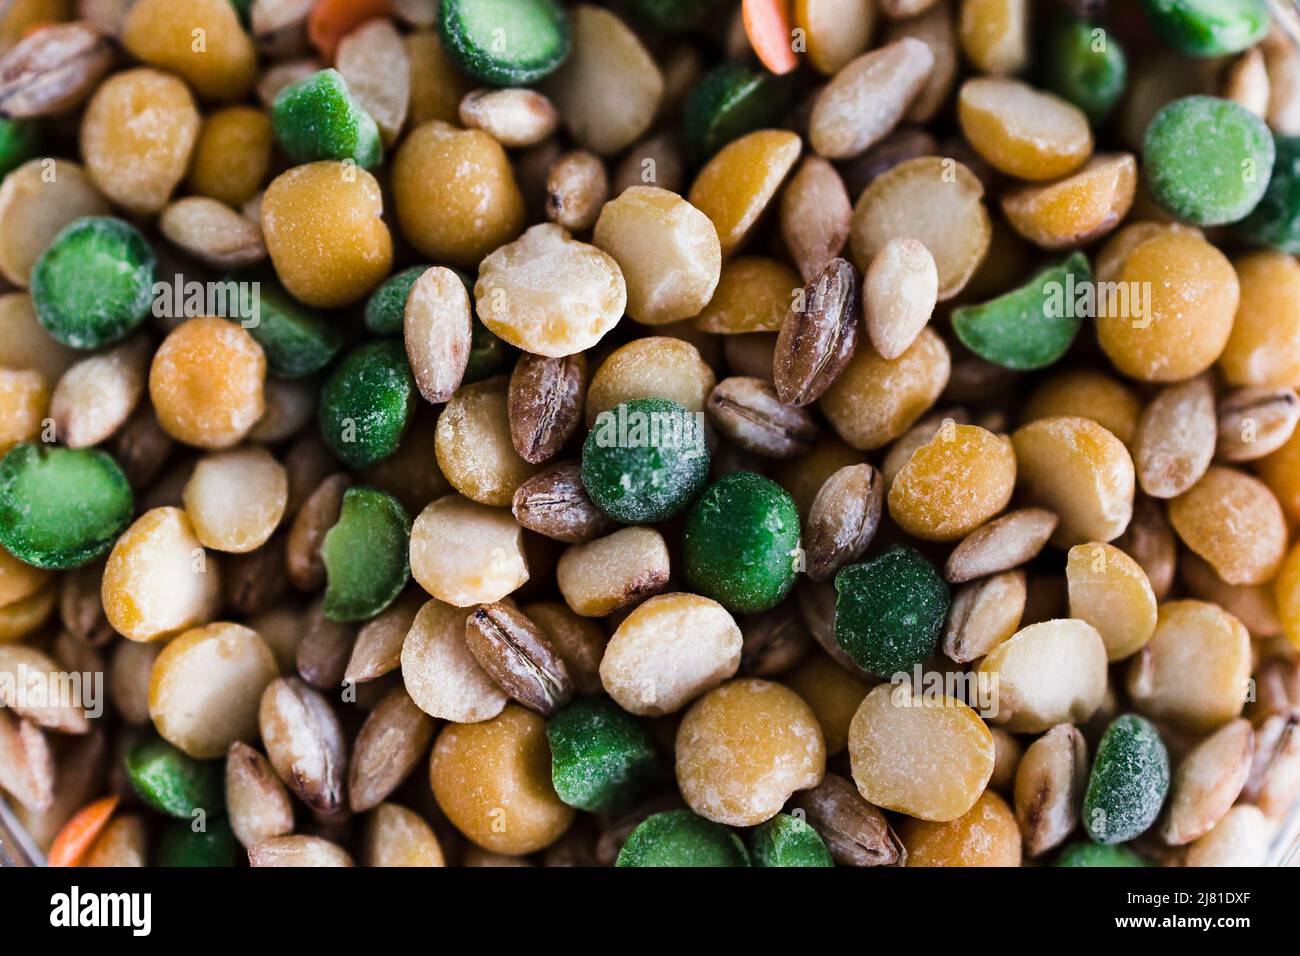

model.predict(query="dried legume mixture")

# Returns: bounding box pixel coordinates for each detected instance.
[1,0,1300,870]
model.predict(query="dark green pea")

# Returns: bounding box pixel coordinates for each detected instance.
[834,546,949,678]
[321,486,411,622]
[750,813,834,867]
[1143,95,1274,226]
[683,62,801,165]
[271,69,382,169]
[1082,714,1170,845]
[319,339,417,469]
[364,265,429,335]
[0,118,40,178]
[156,817,240,867]
[620,0,718,31]
[616,810,750,867]
[463,319,511,384]
[227,0,252,27]
[30,217,155,350]
[439,0,571,86]
[547,698,661,813]
[125,737,224,820]
[1054,840,1151,867]
[237,277,342,379]
[581,397,709,523]
[0,444,133,570]
[682,471,800,614]
[1238,135,1300,253]
[951,252,1090,371]
[1142,0,1270,57]
[1040,13,1127,124]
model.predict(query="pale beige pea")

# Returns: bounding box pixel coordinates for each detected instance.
[542,5,662,156]
[849,156,990,301]
[592,186,721,326]
[0,158,108,287]
[1168,465,1286,587]
[599,592,741,716]
[978,619,1109,733]
[409,494,528,607]
[401,598,507,723]
[149,621,278,759]
[809,38,935,160]
[556,526,670,617]
[1161,718,1254,846]
[102,507,222,643]
[248,835,353,867]
[585,336,715,426]
[848,682,994,822]
[182,446,288,554]
[1126,600,1251,733]
[460,87,558,148]
[435,376,540,507]
[1133,375,1216,499]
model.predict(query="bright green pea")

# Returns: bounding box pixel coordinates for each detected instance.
[1143,95,1274,226]
[156,817,241,867]
[439,0,571,86]
[364,265,430,336]
[1040,13,1127,124]
[1238,135,1300,253]
[581,397,709,523]
[0,444,133,570]
[271,69,382,169]
[237,276,342,379]
[321,486,411,622]
[319,339,417,469]
[683,62,801,164]
[1054,840,1151,867]
[0,118,40,179]
[30,217,155,350]
[125,737,224,820]
[547,698,661,813]
[834,546,949,678]
[750,813,835,867]
[682,471,800,614]
[1082,714,1170,845]
[616,810,750,867]
[1142,0,1270,57]
[952,252,1090,371]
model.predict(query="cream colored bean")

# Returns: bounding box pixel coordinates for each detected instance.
[1126,600,1251,734]
[1133,375,1216,499]
[363,803,445,867]
[0,159,108,287]
[1161,718,1254,846]
[102,507,222,643]
[865,238,938,361]
[1013,724,1087,857]
[600,592,741,716]
[592,186,720,326]
[47,337,149,448]
[545,150,608,232]
[585,336,715,426]
[159,197,266,270]
[409,495,528,606]
[943,569,1025,663]
[978,619,1108,733]
[149,621,277,759]
[248,835,354,867]
[401,598,508,722]
[556,526,670,617]
[848,681,994,822]
[182,446,288,553]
